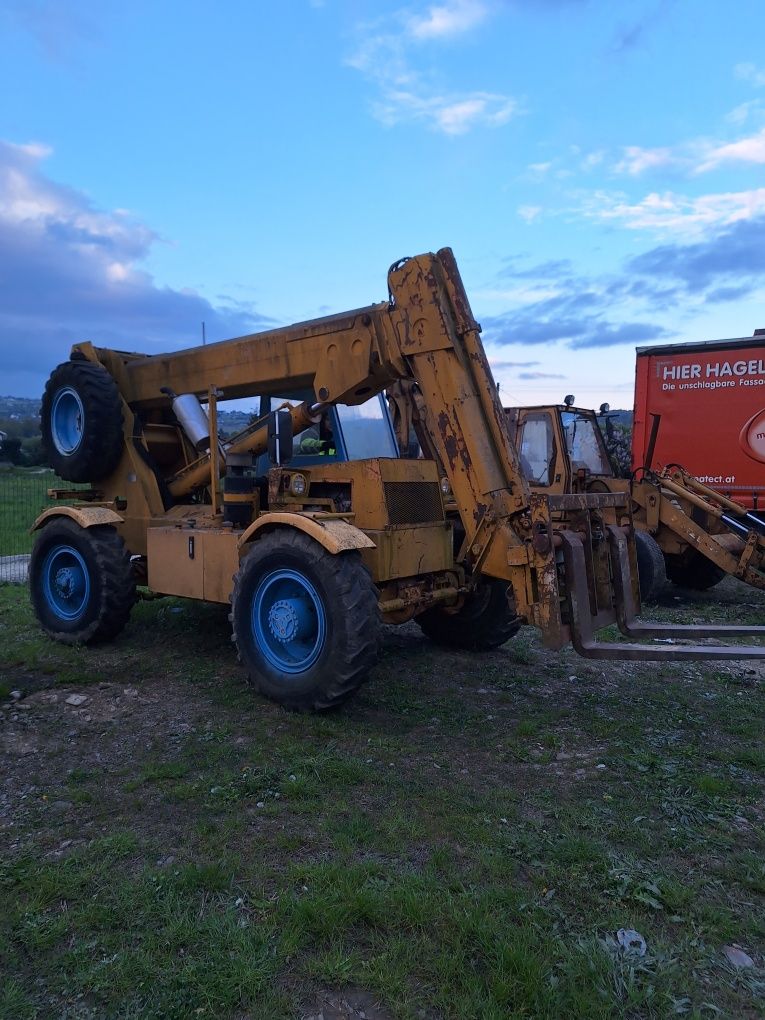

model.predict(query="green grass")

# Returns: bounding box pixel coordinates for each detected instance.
[1,582,764,1018]
[0,467,87,555]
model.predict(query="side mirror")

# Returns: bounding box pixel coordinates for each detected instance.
[267,410,293,465]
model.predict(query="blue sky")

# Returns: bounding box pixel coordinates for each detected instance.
[1,0,764,408]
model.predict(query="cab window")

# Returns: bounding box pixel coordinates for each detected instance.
[518,414,554,485]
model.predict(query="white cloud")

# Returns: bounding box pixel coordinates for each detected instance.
[406,1,488,40]
[374,87,517,134]
[581,187,765,235]
[581,150,605,171]
[527,161,552,176]
[347,3,515,136]
[614,145,675,175]
[517,204,542,223]
[696,126,765,172]
[725,99,762,125]
[735,62,765,87]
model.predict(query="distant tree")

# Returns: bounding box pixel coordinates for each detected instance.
[603,421,632,478]
[21,435,47,466]
[0,416,40,440]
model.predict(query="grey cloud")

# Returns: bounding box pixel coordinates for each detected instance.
[483,303,669,349]
[517,371,565,380]
[627,215,765,292]
[705,284,753,304]
[0,142,273,396]
[483,212,762,353]
[0,0,97,60]
[498,257,574,281]
[612,0,677,53]
[490,360,541,369]
[569,321,671,349]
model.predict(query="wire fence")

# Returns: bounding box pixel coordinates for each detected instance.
[0,468,69,583]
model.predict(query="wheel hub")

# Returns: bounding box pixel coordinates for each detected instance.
[54,566,76,598]
[267,599,301,643]
[252,568,327,674]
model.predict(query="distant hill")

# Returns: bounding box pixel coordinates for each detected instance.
[0,396,40,420]
[216,408,258,437]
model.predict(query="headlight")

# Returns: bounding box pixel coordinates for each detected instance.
[440,476,451,496]
[289,473,308,496]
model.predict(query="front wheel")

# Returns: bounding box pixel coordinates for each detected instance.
[29,519,136,643]
[230,530,382,711]
[633,530,667,602]
[665,549,725,591]
[416,579,522,651]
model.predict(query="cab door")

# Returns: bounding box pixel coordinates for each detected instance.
[512,408,565,492]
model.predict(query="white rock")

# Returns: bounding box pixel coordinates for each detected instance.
[723,945,754,969]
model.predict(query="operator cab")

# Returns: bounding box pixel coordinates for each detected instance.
[506,403,616,494]
[254,390,398,473]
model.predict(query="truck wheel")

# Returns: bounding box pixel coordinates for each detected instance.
[665,549,725,591]
[231,531,382,711]
[30,519,136,644]
[41,361,124,482]
[633,530,666,602]
[417,579,521,651]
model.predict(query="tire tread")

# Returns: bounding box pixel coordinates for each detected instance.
[41,361,124,482]
[231,530,381,711]
[30,521,136,644]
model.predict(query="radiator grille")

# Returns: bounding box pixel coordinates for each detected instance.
[383,481,443,525]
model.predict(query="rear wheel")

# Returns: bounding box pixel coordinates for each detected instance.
[231,530,382,711]
[665,549,725,591]
[41,361,124,482]
[416,579,522,651]
[29,519,136,643]
[633,530,666,602]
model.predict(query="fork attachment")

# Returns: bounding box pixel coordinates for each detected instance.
[560,525,765,660]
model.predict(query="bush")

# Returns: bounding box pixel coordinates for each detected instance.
[603,422,632,478]
[0,436,22,464]
[21,435,47,466]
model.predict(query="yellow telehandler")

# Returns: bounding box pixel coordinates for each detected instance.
[30,249,765,710]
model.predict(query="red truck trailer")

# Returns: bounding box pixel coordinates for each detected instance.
[633,330,765,509]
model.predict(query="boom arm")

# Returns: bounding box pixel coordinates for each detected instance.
[88,249,533,583]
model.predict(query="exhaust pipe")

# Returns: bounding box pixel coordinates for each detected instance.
[160,388,211,451]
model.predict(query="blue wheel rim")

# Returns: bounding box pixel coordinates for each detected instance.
[50,386,85,455]
[252,568,327,675]
[41,544,91,621]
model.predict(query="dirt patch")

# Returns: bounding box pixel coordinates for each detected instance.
[303,988,397,1020]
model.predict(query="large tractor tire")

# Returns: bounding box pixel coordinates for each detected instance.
[665,549,725,591]
[230,530,382,711]
[416,579,522,651]
[633,530,667,602]
[41,361,124,482]
[29,518,136,644]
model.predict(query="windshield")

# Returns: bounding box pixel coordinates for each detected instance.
[560,411,612,474]
[260,393,396,461]
[337,399,397,459]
